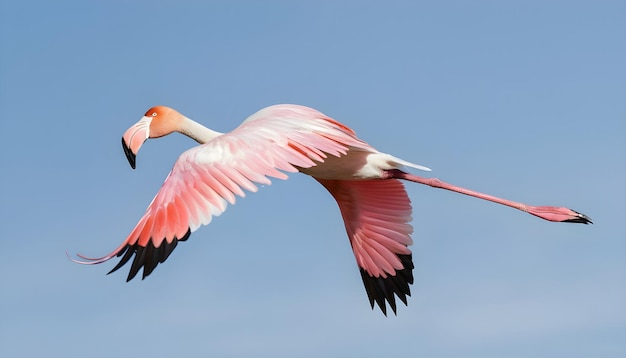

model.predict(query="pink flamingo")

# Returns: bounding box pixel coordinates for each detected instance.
[72,104,591,315]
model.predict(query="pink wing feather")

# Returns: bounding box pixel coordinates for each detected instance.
[75,105,370,281]
[316,178,414,315]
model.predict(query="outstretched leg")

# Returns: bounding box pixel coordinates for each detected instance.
[384,169,592,224]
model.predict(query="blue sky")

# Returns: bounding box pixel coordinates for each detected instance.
[1,1,624,357]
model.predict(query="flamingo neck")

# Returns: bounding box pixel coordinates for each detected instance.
[178,117,223,144]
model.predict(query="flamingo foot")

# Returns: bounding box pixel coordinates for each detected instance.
[526,206,593,224]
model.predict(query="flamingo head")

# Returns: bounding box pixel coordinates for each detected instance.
[122,106,184,169]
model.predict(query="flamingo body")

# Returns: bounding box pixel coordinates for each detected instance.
[73,104,591,315]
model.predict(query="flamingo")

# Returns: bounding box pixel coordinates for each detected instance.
[72,104,591,315]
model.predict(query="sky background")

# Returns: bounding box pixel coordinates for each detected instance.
[1,1,625,357]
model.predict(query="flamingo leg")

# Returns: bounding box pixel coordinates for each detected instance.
[385,169,592,224]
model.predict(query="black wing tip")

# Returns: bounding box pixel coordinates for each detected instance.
[360,254,414,316]
[108,229,191,281]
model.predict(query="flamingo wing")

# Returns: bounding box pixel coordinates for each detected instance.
[75,106,369,281]
[316,178,414,315]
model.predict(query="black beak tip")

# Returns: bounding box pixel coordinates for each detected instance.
[121,137,136,169]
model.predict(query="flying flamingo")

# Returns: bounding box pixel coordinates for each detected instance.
[72,104,591,315]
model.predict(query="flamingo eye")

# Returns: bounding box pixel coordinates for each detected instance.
[152,112,157,117]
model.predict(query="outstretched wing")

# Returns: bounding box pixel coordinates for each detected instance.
[73,105,369,281]
[316,178,414,315]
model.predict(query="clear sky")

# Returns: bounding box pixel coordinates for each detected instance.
[1,1,624,357]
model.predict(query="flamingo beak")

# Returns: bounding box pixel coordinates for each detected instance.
[121,116,152,169]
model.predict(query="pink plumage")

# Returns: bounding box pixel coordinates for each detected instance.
[72,104,591,315]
